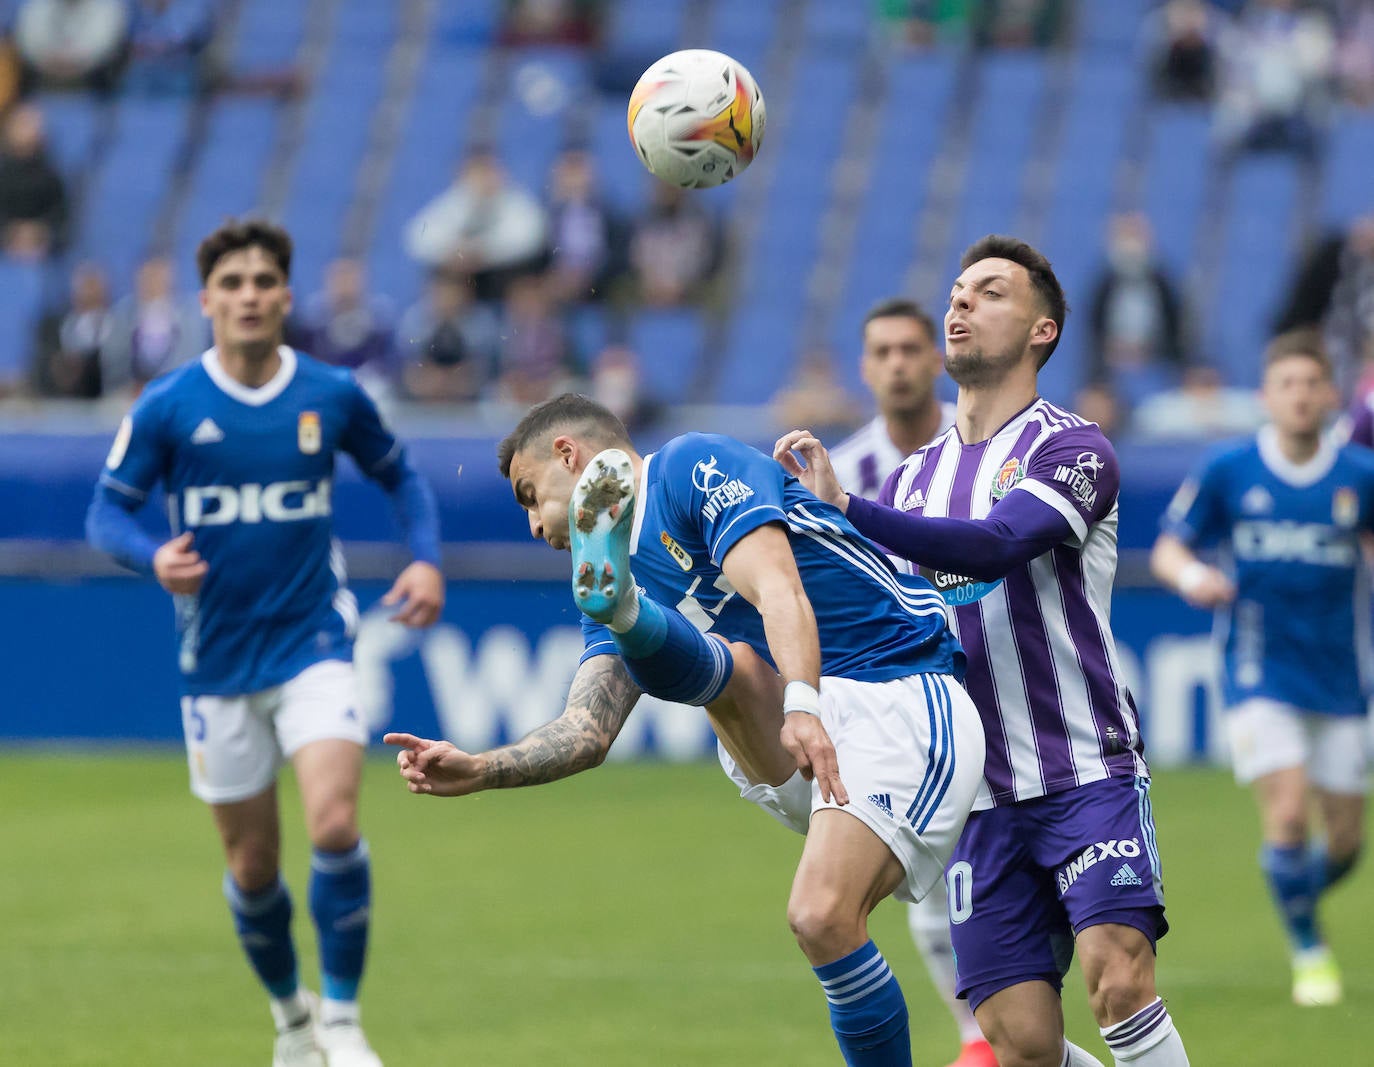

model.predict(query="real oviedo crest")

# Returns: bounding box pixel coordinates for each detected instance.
[298,411,322,455]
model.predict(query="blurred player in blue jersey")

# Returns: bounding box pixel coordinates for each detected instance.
[1153,329,1374,1007]
[86,220,445,1067]
[829,298,994,1067]
[778,237,1188,1067]
[386,392,987,1067]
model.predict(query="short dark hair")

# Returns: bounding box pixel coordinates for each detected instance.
[1265,328,1332,376]
[196,219,293,284]
[861,298,937,344]
[497,393,633,478]
[960,235,1067,368]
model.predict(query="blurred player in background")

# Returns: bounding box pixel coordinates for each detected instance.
[86,220,445,1067]
[778,236,1190,1067]
[1152,330,1374,1007]
[387,392,987,1067]
[829,298,993,1067]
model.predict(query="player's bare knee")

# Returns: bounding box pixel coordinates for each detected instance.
[305,803,360,852]
[226,846,279,892]
[786,889,864,962]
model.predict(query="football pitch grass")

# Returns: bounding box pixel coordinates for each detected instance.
[2,754,1368,1065]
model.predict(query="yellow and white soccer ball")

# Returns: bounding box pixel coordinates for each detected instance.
[626,49,766,189]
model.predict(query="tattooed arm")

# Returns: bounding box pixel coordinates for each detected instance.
[383,655,643,796]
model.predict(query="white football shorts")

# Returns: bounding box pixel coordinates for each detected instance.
[1226,698,1370,794]
[179,659,367,804]
[718,671,986,904]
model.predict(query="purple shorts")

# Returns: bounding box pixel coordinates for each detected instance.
[948,775,1169,1012]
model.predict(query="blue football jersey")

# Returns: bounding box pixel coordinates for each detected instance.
[97,348,416,696]
[1162,427,1374,716]
[581,433,962,681]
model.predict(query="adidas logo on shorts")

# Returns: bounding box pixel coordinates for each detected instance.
[866,793,894,819]
[1110,863,1143,888]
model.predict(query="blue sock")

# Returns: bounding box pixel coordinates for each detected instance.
[614,595,734,706]
[1261,843,1321,951]
[223,874,298,998]
[813,941,911,1067]
[1310,843,1359,895]
[309,839,371,1002]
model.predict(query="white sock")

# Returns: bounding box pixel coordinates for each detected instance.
[269,989,311,1031]
[907,889,985,1045]
[1100,997,1189,1064]
[607,584,640,633]
[320,998,360,1028]
[1064,1041,1108,1066]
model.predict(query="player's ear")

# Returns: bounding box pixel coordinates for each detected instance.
[1030,316,1057,357]
[198,287,211,319]
[552,434,578,471]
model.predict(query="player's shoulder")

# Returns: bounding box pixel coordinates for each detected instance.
[290,347,362,393]
[659,431,754,468]
[1336,439,1374,478]
[1197,434,1261,474]
[128,352,211,420]
[1025,399,1119,465]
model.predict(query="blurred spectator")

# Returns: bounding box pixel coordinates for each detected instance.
[0,102,68,260]
[770,348,864,439]
[32,261,111,398]
[1086,213,1189,404]
[14,0,129,92]
[970,0,1064,50]
[589,343,659,432]
[1146,0,1218,103]
[291,258,397,396]
[397,270,499,403]
[494,272,576,404]
[544,146,624,303]
[124,0,216,96]
[404,148,549,301]
[1333,0,1374,107]
[1214,0,1336,160]
[499,0,598,46]
[101,255,206,397]
[1131,364,1265,439]
[627,182,724,308]
[1274,213,1374,393]
[0,38,22,112]
[1073,381,1123,440]
[874,0,973,49]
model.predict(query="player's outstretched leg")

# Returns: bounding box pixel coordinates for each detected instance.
[907,892,998,1067]
[570,447,637,624]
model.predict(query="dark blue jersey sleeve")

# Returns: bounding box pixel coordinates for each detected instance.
[86,397,171,575]
[657,434,788,565]
[1161,449,1232,548]
[341,380,441,565]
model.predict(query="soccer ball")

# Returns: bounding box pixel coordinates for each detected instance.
[626,49,766,189]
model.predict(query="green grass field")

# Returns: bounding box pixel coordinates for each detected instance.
[1,755,1368,1065]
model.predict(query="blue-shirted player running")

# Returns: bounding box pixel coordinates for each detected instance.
[386,393,986,1067]
[87,220,445,1067]
[1153,329,1374,1007]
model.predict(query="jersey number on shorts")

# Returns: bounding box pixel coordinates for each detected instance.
[947,860,974,924]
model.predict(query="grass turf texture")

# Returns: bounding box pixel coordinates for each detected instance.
[1,755,1368,1065]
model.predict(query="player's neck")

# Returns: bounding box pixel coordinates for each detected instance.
[217,342,283,388]
[1274,428,1322,465]
[884,400,944,455]
[955,379,1038,444]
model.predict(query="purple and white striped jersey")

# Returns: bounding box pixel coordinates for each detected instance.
[829,404,958,501]
[878,397,1148,809]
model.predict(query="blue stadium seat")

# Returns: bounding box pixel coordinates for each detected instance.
[1322,106,1374,227]
[232,0,309,70]
[628,307,706,403]
[0,259,45,389]
[35,93,105,179]
[432,0,500,45]
[494,47,592,195]
[602,0,689,62]
[1142,104,1215,278]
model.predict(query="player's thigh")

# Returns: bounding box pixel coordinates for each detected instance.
[815,672,985,905]
[180,690,282,804]
[1304,711,1370,798]
[705,639,790,786]
[1031,776,1169,951]
[790,807,907,924]
[1227,698,1309,786]
[947,806,1072,1013]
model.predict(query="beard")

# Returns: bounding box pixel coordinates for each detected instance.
[945,346,1020,389]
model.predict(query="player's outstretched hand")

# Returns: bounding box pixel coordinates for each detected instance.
[773,430,848,510]
[780,711,849,807]
[153,531,208,595]
[382,561,445,627]
[383,732,486,796]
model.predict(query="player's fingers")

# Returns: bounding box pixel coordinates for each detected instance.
[776,451,804,477]
[383,732,426,749]
[380,584,402,605]
[171,531,194,548]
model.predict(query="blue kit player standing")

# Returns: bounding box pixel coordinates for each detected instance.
[87,220,445,1067]
[779,236,1190,1067]
[1153,329,1374,1007]
[386,393,987,1067]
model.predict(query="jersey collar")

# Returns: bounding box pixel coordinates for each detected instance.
[201,345,297,406]
[1257,423,1337,487]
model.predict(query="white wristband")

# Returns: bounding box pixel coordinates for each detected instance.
[783,680,822,716]
[1177,561,1209,597]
